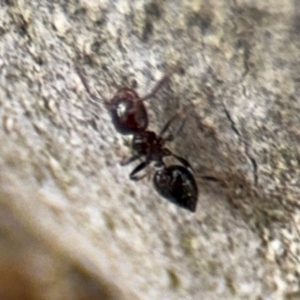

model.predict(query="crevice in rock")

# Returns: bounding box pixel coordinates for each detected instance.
[222,101,258,186]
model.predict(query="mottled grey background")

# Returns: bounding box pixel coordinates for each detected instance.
[0,0,299,299]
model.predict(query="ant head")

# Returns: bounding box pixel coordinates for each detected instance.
[109,88,148,135]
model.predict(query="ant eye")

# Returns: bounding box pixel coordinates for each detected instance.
[116,102,129,117]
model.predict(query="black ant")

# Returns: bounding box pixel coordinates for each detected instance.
[76,66,198,212]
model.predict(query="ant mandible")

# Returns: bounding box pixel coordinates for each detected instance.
[76,65,198,212]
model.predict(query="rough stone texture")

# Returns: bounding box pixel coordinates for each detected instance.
[0,0,299,299]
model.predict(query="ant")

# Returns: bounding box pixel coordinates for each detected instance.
[75,65,198,212]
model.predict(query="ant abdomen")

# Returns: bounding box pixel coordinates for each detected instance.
[110,88,148,135]
[153,165,198,212]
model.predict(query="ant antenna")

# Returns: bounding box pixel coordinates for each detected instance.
[140,64,183,102]
[74,65,110,108]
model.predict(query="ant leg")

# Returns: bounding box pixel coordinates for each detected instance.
[199,175,226,187]
[140,65,181,101]
[162,117,187,142]
[170,152,194,171]
[120,154,140,166]
[200,176,220,182]
[161,148,193,170]
[160,105,189,141]
[159,113,180,136]
[129,160,151,181]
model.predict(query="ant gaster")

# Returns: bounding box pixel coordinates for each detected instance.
[76,66,198,212]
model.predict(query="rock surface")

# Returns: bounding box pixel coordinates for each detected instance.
[0,0,299,299]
